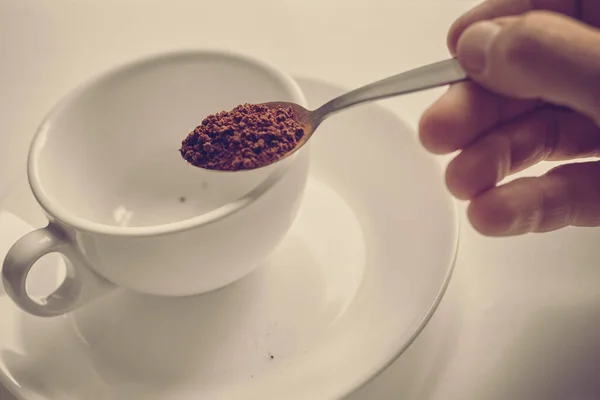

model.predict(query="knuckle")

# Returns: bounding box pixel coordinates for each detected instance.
[501,11,555,66]
[583,76,600,122]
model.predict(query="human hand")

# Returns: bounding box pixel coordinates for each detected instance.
[419,0,600,236]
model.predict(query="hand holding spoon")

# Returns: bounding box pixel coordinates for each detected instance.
[181,58,467,171]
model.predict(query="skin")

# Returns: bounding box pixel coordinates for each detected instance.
[419,0,600,236]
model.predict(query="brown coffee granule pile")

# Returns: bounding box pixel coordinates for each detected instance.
[179,103,305,171]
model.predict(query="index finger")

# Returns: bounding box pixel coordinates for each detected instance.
[419,81,536,154]
[447,0,578,54]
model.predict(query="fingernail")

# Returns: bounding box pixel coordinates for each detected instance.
[457,21,501,72]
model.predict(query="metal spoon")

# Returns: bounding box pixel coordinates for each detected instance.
[258,58,468,166]
[184,58,467,171]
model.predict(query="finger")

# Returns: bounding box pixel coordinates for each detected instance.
[456,11,600,124]
[447,0,577,54]
[419,80,536,154]
[446,108,600,200]
[467,161,600,236]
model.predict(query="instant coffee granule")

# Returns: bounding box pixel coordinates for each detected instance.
[180,103,305,171]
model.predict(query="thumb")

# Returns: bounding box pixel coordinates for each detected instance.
[456,11,600,124]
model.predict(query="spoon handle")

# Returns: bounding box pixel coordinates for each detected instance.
[314,58,467,121]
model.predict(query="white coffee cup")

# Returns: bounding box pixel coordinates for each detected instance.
[1,50,310,317]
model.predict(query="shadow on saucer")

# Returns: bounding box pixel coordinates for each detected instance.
[342,269,463,400]
[467,301,600,400]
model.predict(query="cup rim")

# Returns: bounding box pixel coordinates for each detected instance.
[27,49,308,237]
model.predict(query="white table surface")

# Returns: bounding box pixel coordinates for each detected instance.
[1,1,600,399]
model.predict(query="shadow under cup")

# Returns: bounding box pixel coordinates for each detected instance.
[11,51,310,308]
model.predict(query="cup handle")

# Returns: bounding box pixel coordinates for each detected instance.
[2,224,113,317]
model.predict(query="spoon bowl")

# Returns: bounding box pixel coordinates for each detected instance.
[258,101,318,163]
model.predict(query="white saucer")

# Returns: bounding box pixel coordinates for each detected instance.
[0,78,458,400]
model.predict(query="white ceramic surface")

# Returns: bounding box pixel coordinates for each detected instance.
[0,87,457,400]
[1,50,311,317]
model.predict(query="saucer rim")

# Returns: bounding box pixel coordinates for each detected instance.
[0,76,460,400]
[349,203,459,396]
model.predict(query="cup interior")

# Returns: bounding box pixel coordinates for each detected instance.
[30,51,303,228]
